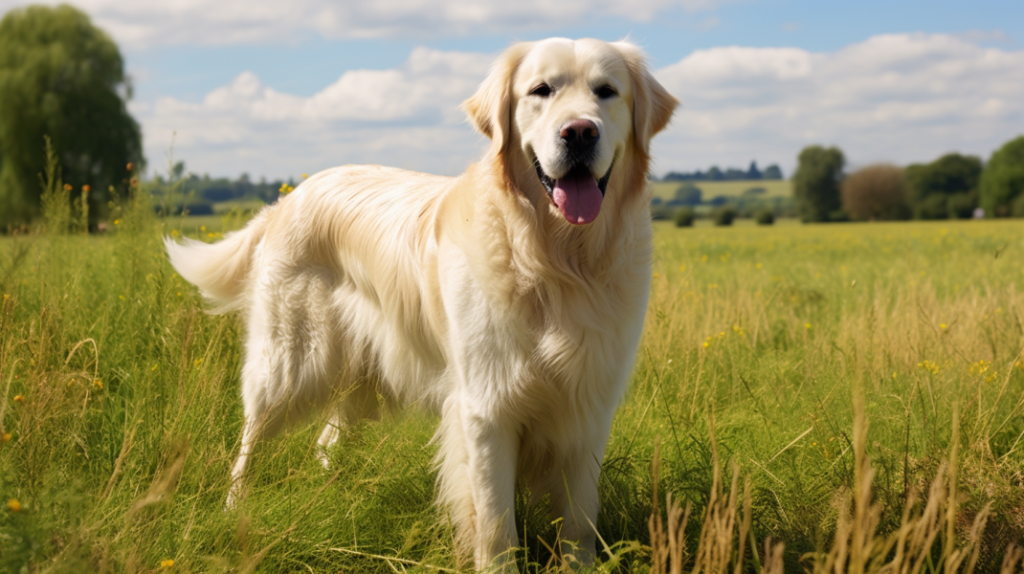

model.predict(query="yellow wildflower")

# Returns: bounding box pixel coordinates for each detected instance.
[126,162,134,171]
[970,360,989,375]
[93,379,103,390]
[2,432,11,442]
[13,394,24,403]
[160,559,175,568]
[82,185,91,193]
[8,499,21,512]
[194,358,203,367]
[804,323,811,330]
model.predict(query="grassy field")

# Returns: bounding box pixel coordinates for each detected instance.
[2,190,1023,573]
[650,180,792,201]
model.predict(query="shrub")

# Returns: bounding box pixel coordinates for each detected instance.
[713,206,737,226]
[828,209,850,222]
[980,136,1024,217]
[946,193,976,219]
[1013,193,1024,218]
[673,207,695,227]
[906,154,982,203]
[755,209,775,225]
[915,194,948,220]
[176,201,214,216]
[841,164,911,221]
[651,200,671,220]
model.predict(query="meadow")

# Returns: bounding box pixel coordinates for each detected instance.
[649,180,793,201]
[1,187,1023,573]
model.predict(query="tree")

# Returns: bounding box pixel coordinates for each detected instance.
[979,136,1024,218]
[746,161,762,179]
[793,145,844,222]
[905,153,981,219]
[841,164,911,221]
[0,4,142,228]
[672,183,702,205]
[906,154,982,199]
[763,164,784,180]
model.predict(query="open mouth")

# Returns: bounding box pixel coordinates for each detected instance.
[534,159,614,225]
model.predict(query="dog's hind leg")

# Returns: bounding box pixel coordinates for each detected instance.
[227,271,339,506]
[316,377,382,468]
[316,411,344,469]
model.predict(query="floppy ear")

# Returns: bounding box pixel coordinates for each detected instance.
[462,42,532,153]
[615,42,679,155]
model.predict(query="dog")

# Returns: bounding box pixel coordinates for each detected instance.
[166,37,676,570]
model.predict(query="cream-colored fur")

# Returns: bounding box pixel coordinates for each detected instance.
[166,38,676,570]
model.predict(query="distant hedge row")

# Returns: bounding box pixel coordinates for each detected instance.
[795,135,1024,222]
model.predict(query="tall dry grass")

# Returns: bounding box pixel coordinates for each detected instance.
[646,398,1023,574]
[2,170,1024,572]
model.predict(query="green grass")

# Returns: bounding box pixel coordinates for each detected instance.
[1,189,1023,572]
[650,180,792,201]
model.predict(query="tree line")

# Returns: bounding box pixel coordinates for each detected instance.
[2,4,1022,231]
[662,161,784,182]
[793,138,1024,222]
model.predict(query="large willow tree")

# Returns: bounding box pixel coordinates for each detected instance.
[0,4,142,229]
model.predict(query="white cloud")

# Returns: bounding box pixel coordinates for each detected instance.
[135,33,1024,180]
[655,33,1024,173]
[136,48,494,178]
[0,0,735,48]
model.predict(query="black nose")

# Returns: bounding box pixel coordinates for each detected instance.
[559,119,600,156]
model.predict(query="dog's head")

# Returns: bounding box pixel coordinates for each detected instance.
[464,38,678,226]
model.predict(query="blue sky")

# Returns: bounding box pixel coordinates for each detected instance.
[3,0,1022,180]
[129,0,1022,100]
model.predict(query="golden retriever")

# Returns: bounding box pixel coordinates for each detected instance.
[166,37,676,569]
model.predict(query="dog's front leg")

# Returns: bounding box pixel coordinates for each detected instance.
[437,396,520,571]
[550,444,603,566]
[467,407,520,570]
[549,408,618,567]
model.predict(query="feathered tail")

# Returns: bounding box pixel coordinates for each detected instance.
[164,213,269,313]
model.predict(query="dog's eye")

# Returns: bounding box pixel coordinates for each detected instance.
[595,84,617,99]
[530,83,552,97]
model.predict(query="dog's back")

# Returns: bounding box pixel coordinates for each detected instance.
[167,165,457,408]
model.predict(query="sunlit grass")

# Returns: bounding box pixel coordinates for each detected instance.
[1,185,1023,572]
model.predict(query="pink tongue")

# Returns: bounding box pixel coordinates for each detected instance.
[552,176,603,225]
